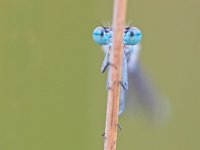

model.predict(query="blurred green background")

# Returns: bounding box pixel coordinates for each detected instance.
[0,0,200,149]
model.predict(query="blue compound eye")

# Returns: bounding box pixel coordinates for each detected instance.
[92,27,110,45]
[124,27,142,45]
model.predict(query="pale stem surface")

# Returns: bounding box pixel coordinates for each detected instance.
[104,0,127,150]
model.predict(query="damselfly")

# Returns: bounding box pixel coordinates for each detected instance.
[92,26,169,120]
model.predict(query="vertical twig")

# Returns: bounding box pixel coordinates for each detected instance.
[104,0,127,150]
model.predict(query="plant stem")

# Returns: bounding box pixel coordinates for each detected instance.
[104,0,127,150]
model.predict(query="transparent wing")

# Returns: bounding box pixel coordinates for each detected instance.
[126,45,170,123]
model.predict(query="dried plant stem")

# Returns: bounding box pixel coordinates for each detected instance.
[104,0,127,150]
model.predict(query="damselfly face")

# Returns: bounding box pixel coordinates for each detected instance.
[124,27,142,45]
[92,27,112,45]
[93,26,142,45]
